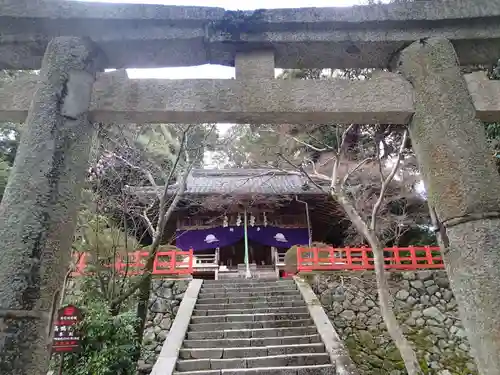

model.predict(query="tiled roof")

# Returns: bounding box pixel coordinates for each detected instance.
[174,168,327,196]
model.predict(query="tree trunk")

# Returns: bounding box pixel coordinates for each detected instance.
[369,237,422,375]
[337,194,422,375]
[0,36,101,375]
[398,37,500,374]
[133,274,152,364]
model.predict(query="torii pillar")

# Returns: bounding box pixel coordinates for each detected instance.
[398,37,500,374]
[0,37,103,375]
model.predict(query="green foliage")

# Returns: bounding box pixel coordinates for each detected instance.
[0,72,26,201]
[62,283,140,375]
[210,9,266,41]
[0,158,11,201]
[57,205,146,375]
[75,209,139,257]
[0,122,20,165]
[95,123,179,187]
[485,121,500,173]
[397,226,437,247]
[0,121,22,201]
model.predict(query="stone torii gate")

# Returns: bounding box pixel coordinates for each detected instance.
[1,0,500,374]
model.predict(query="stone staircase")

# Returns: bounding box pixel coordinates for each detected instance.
[173,279,336,374]
[218,264,278,281]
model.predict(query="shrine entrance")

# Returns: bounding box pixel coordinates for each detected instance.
[219,239,273,268]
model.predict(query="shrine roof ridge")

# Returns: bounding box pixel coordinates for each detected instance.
[182,167,328,195]
[130,168,329,197]
[1,0,500,69]
[190,168,306,177]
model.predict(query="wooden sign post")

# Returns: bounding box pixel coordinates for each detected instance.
[51,304,83,374]
[51,304,83,353]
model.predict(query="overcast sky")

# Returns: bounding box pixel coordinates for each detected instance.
[82,0,365,79]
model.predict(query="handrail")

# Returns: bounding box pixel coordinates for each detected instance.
[297,246,444,272]
[71,249,194,276]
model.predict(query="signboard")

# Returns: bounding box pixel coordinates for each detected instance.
[51,305,82,353]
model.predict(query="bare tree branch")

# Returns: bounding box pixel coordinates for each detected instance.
[331,124,356,190]
[341,157,374,187]
[141,209,156,237]
[110,125,212,309]
[276,152,328,192]
[370,129,408,231]
[375,141,385,183]
[108,151,158,188]
[261,128,333,152]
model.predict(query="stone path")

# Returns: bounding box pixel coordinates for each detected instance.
[173,279,336,374]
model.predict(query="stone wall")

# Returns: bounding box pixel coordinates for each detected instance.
[308,271,477,375]
[138,279,189,374]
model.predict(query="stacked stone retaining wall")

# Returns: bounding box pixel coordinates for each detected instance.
[307,270,476,375]
[138,279,189,374]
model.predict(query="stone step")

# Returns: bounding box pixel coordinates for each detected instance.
[188,319,312,332]
[179,343,326,359]
[176,353,331,371]
[197,290,301,299]
[191,313,311,324]
[182,334,322,349]
[186,326,318,340]
[196,295,302,304]
[194,301,305,311]
[173,364,336,374]
[192,306,309,317]
[216,274,279,282]
[203,280,294,287]
[200,285,297,294]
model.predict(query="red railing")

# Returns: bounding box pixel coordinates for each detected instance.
[71,249,194,277]
[297,246,444,272]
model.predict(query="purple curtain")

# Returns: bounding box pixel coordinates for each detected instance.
[247,226,309,248]
[175,225,310,250]
[175,226,244,251]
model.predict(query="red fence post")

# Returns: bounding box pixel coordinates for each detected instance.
[72,252,87,276]
[425,246,433,267]
[132,250,142,275]
[409,246,417,269]
[392,246,399,266]
[345,247,352,269]
[313,247,319,268]
[296,247,301,271]
[361,247,369,269]
[170,250,176,273]
[126,250,140,276]
[114,254,125,275]
[152,251,160,274]
[188,249,194,274]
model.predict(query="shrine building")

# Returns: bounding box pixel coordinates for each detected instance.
[136,168,344,280]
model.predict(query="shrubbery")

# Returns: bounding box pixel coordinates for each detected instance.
[59,275,141,375]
